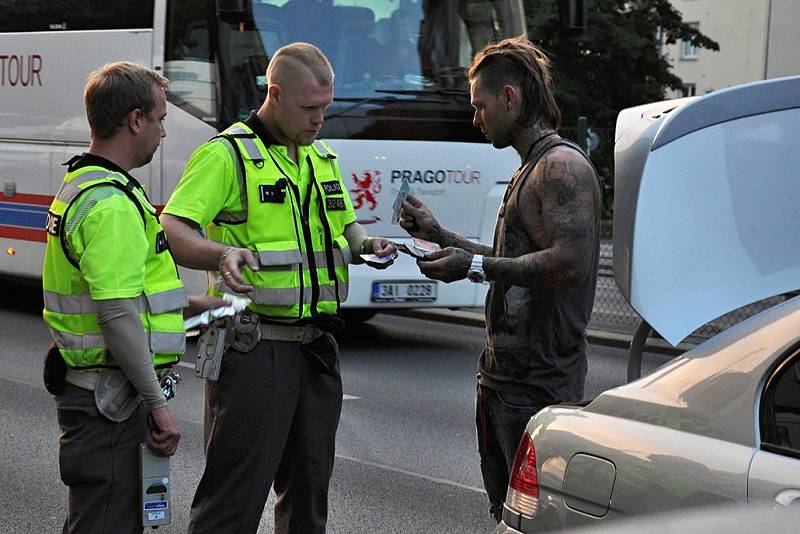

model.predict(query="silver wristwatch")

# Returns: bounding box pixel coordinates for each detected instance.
[467,254,486,283]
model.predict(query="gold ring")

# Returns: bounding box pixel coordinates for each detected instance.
[223,271,232,277]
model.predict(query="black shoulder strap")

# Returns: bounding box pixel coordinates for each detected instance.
[212,134,250,225]
[513,135,599,196]
[215,133,248,183]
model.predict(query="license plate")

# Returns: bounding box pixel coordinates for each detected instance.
[371,281,437,302]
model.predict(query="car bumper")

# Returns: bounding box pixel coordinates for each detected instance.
[494,494,570,533]
[491,521,523,534]
[490,504,525,534]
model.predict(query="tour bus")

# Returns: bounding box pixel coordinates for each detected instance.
[0,0,524,320]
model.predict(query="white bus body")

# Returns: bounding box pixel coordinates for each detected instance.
[0,0,522,314]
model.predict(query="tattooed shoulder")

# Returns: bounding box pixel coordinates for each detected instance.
[532,146,599,208]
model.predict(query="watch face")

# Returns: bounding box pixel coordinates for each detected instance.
[468,270,484,283]
[468,255,485,283]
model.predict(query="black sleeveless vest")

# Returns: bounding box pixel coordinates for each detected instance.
[479,134,601,403]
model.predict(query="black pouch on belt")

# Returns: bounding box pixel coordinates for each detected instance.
[43,343,67,395]
[300,333,340,376]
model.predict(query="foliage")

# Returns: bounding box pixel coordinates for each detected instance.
[524,0,720,218]
[526,0,719,125]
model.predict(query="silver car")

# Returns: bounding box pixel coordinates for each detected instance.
[495,75,800,533]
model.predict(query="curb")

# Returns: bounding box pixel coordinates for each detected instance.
[383,308,692,357]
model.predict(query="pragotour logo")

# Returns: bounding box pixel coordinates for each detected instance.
[390,169,481,184]
[0,54,42,87]
[350,167,483,214]
[350,171,382,211]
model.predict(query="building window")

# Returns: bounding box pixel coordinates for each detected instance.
[682,22,699,59]
[682,84,696,97]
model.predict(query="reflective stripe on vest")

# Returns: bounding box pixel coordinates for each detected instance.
[256,249,346,269]
[55,169,122,203]
[44,287,187,315]
[218,279,346,307]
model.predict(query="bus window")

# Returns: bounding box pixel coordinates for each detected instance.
[247,0,522,95]
[166,0,267,128]
[218,20,267,123]
[421,0,525,89]
[164,0,523,129]
[164,0,219,125]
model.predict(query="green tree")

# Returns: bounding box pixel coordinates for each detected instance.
[525,0,719,220]
[528,0,719,125]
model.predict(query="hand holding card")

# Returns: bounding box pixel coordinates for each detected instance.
[391,179,411,225]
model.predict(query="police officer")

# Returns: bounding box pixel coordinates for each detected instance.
[42,61,223,533]
[160,42,395,534]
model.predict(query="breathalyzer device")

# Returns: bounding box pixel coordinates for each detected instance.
[140,443,171,528]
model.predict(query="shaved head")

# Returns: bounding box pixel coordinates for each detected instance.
[259,42,334,152]
[267,42,333,89]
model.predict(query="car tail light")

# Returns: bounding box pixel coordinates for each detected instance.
[506,431,539,517]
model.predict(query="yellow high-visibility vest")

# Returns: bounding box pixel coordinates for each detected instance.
[208,123,352,321]
[42,166,187,370]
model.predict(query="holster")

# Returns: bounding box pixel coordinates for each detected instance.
[94,369,142,422]
[195,317,231,381]
[43,343,67,396]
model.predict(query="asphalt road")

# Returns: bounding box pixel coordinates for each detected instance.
[0,284,673,533]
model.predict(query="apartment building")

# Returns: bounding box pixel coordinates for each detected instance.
[665,0,800,97]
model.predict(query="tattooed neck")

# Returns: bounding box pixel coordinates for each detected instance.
[513,123,555,163]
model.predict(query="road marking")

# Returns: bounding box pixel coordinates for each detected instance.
[335,454,487,494]
[176,361,361,399]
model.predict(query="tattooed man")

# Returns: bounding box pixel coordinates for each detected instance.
[399,36,601,522]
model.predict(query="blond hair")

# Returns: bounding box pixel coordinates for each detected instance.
[84,61,168,139]
[267,42,334,86]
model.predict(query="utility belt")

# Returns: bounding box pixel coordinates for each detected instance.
[62,367,181,423]
[195,311,326,381]
[64,368,142,422]
[65,367,101,391]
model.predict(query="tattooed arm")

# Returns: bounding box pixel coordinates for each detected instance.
[400,194,492,255]
[483,146,601,288]
[400,193,493,282]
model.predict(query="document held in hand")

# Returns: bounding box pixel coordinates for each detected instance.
[392,238,440,260]
[391,179,411,225]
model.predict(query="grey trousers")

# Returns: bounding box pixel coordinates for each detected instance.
[188,333,343,534]
[56,383,148,534]
[476,384,544,523]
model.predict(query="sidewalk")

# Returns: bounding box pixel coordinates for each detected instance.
[385,307,695,356]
